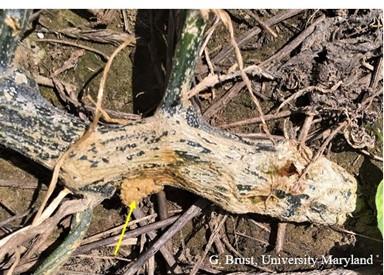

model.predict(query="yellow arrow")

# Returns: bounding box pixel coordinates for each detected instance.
[113,201,137,255]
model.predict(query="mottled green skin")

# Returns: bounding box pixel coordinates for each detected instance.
[162,10,206,108]
[33,209,93,275]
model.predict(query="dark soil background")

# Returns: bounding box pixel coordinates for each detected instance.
[0,9,382,274]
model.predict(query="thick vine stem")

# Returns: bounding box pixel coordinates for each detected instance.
[0,66,357,225]
[33,208,93,275]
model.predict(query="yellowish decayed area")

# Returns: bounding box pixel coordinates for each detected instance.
[120,177,164,205]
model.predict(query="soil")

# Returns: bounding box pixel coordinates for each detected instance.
[0,9,382,274]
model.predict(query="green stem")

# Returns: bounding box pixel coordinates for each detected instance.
[161,10,206,109]
[34,208,93,275]
[0,10,30,68]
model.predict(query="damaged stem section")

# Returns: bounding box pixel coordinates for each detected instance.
[0,69,356,225]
